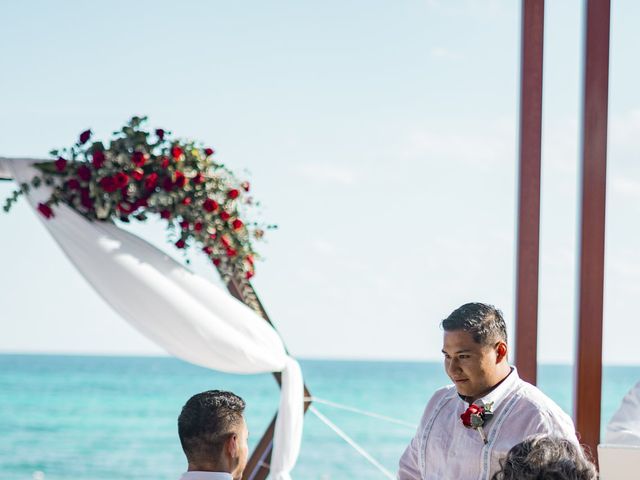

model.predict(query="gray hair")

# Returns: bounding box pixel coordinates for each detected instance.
[492,435,597,480]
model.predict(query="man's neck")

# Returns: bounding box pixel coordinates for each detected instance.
[188,461,231,474]
[461,365,512,404]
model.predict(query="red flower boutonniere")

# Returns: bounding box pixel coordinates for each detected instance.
[460,401,494,444]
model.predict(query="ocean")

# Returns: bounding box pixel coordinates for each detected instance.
[1,354,638,479]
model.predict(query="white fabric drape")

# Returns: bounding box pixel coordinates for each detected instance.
[0,157,303,479]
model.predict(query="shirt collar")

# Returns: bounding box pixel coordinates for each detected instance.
[476,366,519,410]
[179,472,233,480]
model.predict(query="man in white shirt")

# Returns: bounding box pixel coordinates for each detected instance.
[605,380,640,445]
[178,390,249,480]
[398,303,580,480]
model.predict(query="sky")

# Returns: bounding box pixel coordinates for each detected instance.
[1,0,639,364]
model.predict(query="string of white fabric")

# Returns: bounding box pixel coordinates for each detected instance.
[305,396,416,480]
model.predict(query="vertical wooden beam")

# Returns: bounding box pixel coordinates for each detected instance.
[575,0,610,460]
[515,0,545,385]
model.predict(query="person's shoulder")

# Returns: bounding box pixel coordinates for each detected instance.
[512,379,573,423]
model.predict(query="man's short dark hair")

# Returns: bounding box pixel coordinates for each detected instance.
[178,390,246,461]
[441,302,507,345]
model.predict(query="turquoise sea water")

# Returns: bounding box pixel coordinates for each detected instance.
[1,354,639,480]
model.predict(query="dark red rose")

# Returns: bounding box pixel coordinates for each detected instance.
[134,198,148,209]
[191,173,204,185]
[220,235,231,248]
[92,151,105,168]
[80,190,93,210]
[460,404,483,428]
[66,178,81,190]
[77,165,91,181]
[203,198,218,212]
[160,156,170,169]
[179,220,190,230]
[226,248,237,257]
[181,197,192,206]
[204,147,214,156]
[227,189,240,199]
[220,211,231,221]
[79,129,92,144]
[99,176,118,193]
[171,146,183,159]
[160,209,171,219]
[132,151,146,167]
[131,168,144,181]
[37,203,54,219]
[155,129,165,140]
[194,222,203,232]
[232,219,243,230]
[55,157,67,172]
[175,239,186,249]
[213,258,221,266]
[144,173,158,190]
[114,172,130,189]
[241,181,250,192]
[202,246,213,255]
[162,176,174,191]
[174,171,187,188]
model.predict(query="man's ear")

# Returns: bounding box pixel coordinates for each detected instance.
[226,433,239,458]
[495,342,508,363]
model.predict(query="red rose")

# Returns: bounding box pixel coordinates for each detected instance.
[202,246,213,255]
[134,198,148,209]
[99,176,117,193]
[241,181,250,192]
[92,151,105,168]
[460,405,483,428]
[77,165,91,181]
[80,192,93,210]
[131,168,144,181]
[245,271,254,279]
[132,151,146,167]
[220,211,231,221]
[55,157,67,172]
[171,146,183,159]
[232,219,243,230]
[227,189,240,199]
[203,198,218,212]
[226,248,237,257]
[175,239,186,249]
[213,258,221,266]
[194,222,203,232]
[160,156,170,169]
[155,129,165,140]
[37,203,54,219]
[66,178,81,190]
[79,129,92,144]
[181,197,192,206]
[160,209,171,219]
[179,220,190,230]
[114,172,130,189]
[220,235,231,248]
[209,233,217,240]
[245,255,254,265]
[191,173,204,185]
[144,173,158,190]
[162,177,174,191]
[174,171,187,188]
[204,147,214,156]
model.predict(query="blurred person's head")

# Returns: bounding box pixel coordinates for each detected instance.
[178,390,249,480]
[441,302,510,401]
[492,435,597,480]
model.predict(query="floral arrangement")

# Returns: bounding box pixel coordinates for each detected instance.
[3,116,274,279]
[460,401,494,444]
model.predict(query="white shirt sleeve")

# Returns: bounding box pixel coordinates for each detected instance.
[606,381,640,445]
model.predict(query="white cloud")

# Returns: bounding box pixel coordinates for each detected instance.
[295,163,356,185]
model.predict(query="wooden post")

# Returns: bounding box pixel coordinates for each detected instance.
[224,274,312,480]
[515,0,544,385]
[575,0,610,460]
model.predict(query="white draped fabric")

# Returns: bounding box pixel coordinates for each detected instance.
[0,157,303,480]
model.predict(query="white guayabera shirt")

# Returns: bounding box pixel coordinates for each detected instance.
[606,380,640,445]
[398,368,579,480]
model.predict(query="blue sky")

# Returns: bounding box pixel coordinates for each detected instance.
[1,0,639,364]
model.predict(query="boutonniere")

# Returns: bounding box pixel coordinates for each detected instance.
[460,401,494,444]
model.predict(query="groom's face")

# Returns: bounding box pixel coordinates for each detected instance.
[442,329,501,400]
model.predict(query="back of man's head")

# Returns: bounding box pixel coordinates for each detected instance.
[441,302,507,346]
[178,390,246,466]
